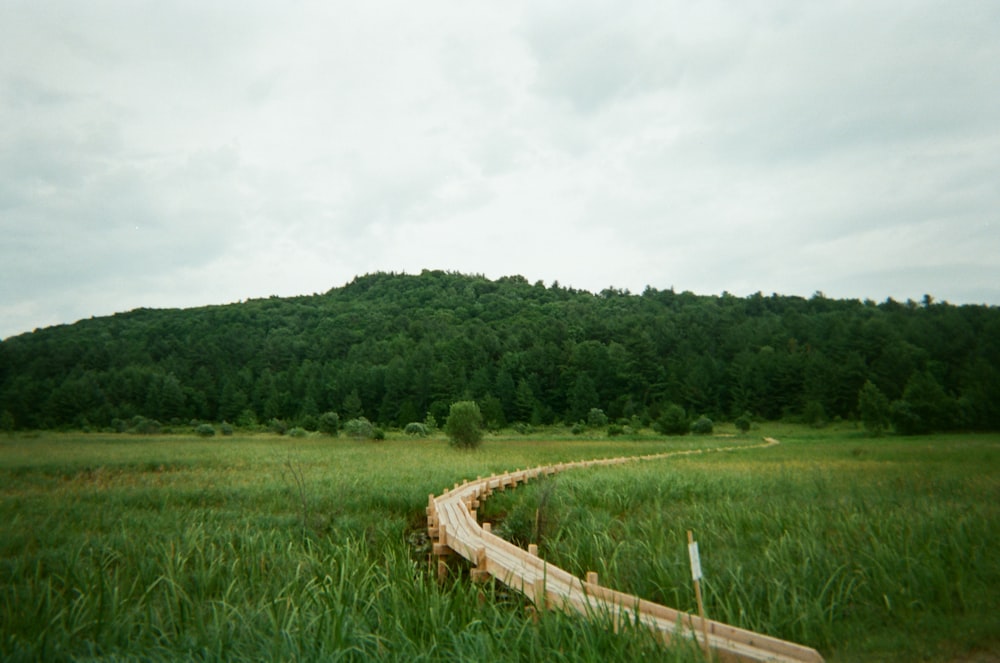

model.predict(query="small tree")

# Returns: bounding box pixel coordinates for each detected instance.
[445,401,483,449]
[734,414,751,434]
[655,403,689,436]
[195,423,216,437]
[343,417,375,439]
[858,380,890,436]
[318,411,340,436]
[587,407,608,428]
[691,416,714,435]
[404,422,429,437]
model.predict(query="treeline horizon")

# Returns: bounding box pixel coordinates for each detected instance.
[2,270,998,433]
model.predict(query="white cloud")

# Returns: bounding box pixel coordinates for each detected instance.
[1,0,998,339]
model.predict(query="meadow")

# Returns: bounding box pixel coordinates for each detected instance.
[1,426,998,661]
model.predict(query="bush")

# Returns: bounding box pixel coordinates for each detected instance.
[288,427,308,438]
[220,422,234,436]
[268,418,288,435]
[655,404,689,436]
[195,423,216,437]
[607,424,624,437]
[734,415,751,434]
[318,411,340,436]
[131,416,161,435]
[513,422,533,435]
[571,422,586,435]
[236,409,258,429]
[423,413,438,431]
[445,401,483,449]
[343,417,375,439]
[587,408,608,427]
[372,427,385,441]
[404,422,429,437]
[691,416,714,435]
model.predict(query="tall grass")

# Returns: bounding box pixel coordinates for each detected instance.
[0,431,725,662]
[481,430,1000,661]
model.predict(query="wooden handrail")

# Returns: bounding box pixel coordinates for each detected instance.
[428,438,824,663]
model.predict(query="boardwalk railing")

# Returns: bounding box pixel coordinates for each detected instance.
[427,438,824,663]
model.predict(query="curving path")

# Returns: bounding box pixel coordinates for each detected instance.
[427,438,824,663]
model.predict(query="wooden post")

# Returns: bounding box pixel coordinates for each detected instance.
[586,571,599,586]
[528,543,538,556]
[471,547,490,583]
[688,530,711,659]
[483,522,491,533]
[533,577,546,610]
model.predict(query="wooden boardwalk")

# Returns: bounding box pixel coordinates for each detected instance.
[427,438,824,663]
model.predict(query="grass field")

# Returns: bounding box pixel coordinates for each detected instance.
[1,425,998,661]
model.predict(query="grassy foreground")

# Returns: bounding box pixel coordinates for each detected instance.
[1,426,997,661]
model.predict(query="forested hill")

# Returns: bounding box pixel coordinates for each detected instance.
[1,270,998,433]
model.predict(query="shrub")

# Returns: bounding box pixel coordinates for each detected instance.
[131,416,161,435]
[268,418,288,435]
[298,414,318,432]
[691,416,714,435]
[571,422,586,435]
[513,422,533,435]
[288,427,308,438]
[220,422,234,436]
[318,411,340,436]
[343,417,375,439]
[445,401,483,449]
[587,408,608,427]
[734,415,751,434]
[236,409,258,429]
[404,422,429,437]
[607,424,624,436]
[372,427,386,441]
[195,423,216,437]
[655,404,689,436]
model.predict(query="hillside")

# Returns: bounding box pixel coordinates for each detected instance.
[1,270,998,432]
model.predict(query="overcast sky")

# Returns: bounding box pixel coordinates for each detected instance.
[2,1,998,339]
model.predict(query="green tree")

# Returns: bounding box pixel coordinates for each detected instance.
[587,407,608,427]
[691,415,714,435]
[445,400,483,449]
[858,380,890,436]
[802,400,827,428]
[655,403,689,436]
[318,411,340,435]
[478,395,506,430]
[342,389,363,420]
[567,373,599,423]
[892,370,953,434]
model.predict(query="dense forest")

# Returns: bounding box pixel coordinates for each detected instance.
[1,270,998,433]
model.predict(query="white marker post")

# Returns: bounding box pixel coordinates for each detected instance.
[688,530,711,658]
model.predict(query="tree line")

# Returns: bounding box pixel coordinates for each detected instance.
[1,270,998,435]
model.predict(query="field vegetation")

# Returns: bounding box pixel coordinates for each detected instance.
[2,425,997,661]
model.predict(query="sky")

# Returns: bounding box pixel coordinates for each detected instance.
[2,1,999,339]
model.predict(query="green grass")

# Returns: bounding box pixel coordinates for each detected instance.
[0,430,726,662]
[2,426,998,661]
[481,426,1000,662]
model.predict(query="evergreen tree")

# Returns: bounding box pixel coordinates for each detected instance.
[445,400,483,449]
[858,380,890,436]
